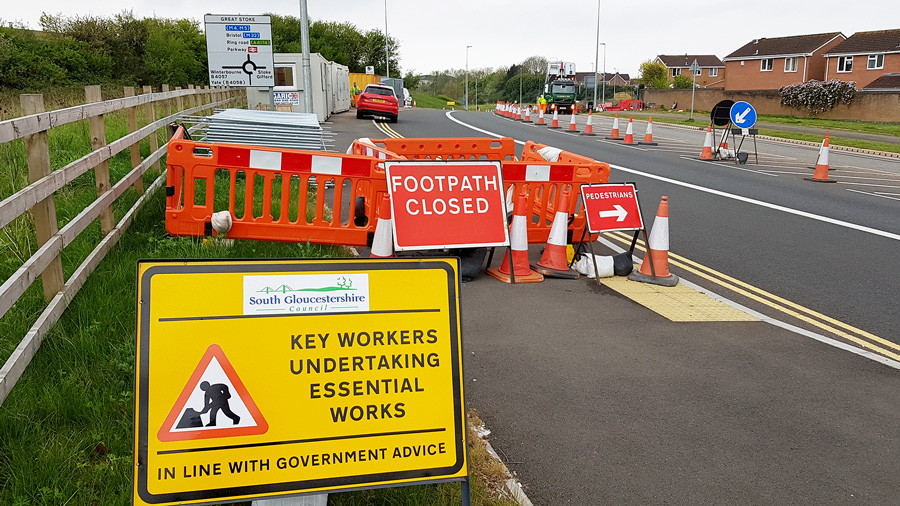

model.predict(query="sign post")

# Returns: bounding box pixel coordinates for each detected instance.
[688,59,700,121]
[578,183,651,282]
[134,259,468,505]
[204,14,275,108]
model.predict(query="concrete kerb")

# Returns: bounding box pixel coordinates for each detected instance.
[478,428,536,506]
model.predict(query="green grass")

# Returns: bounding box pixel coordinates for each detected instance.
[409,92,478,110]
[0,101,518,505]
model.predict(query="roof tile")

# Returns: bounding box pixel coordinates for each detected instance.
[726,32,844,59]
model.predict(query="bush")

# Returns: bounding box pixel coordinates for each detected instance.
[780,79,856,114]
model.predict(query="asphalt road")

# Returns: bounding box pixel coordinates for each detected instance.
[327,108,900,505]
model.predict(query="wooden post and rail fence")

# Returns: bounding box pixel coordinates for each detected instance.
[0,85,246,406]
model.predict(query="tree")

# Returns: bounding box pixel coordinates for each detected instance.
[638,60,668,89]
[672,74,694,89]
[402,71,420,90]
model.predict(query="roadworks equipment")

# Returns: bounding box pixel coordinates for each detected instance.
[487,193,544,283]
[628,196,678,286]
[606,113,623,140]
[581,110,596,136]
[805,131,836,183]
[623,116,635,145]
[700,125,714,160]
[548,110,561,129]
[369,194,394,258]
[533,188,578,278]
[568,112,578,132]
[537,109,545,125]
[638,117,658,146]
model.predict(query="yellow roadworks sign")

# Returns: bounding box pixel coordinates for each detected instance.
[134,258,467,505]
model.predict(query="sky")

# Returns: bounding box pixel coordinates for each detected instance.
[3,0,897,77]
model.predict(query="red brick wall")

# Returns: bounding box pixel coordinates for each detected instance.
[644,88,900,121]
[826,54,900,89]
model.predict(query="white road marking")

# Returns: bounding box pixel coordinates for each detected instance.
[846,189,900,201]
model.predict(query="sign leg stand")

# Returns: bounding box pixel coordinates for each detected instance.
[461,479,472,506]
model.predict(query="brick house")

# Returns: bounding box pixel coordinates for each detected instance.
[823,29,900,89]
[654,55,725,88]
[722,32,845,90]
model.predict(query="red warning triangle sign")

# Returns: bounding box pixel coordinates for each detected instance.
[158,344,268,442]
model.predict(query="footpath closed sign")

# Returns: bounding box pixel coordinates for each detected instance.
[384,161,509,250]
[134,259,466,505]
[581,183,645,232]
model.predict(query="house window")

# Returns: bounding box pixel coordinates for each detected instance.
[837,56,853,73]
[709,68,718,77]
[868,54,884,70]
[760,59,773,71]
[274,64,297,90]
[785,57,799,73]
[672,68,681,76]
[694,68,702,76]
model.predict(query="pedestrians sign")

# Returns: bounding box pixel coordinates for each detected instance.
[204,14,275,87]
[580,183,645,233]
[134,259,467,506]
[158,344,268,442]
[385,161,509,250]
[729,101,757,129]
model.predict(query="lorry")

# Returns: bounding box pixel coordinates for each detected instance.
[542,61,577,114]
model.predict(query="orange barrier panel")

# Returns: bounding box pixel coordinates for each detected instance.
[165,126,388,246]
[373,137,517,161]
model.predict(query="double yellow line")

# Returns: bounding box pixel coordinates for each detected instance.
[375,120,403,139]
[605,230,900,362]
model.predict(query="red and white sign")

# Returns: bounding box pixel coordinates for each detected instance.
[385,161,509,250]
[248,46,258,53]
[581,183,645,232]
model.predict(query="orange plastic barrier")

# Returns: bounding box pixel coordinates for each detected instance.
[367,138,611,244]
[165,126,388,246]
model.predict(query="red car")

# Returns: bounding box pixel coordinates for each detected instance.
[356,84,399,123]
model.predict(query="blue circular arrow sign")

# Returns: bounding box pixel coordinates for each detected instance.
[729,101,757,129]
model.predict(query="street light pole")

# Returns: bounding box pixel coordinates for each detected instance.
[384,0,390,78]
[519,64,523,105]
[593,0,600,111]
[466,45,472,111]
[599,42,606,110]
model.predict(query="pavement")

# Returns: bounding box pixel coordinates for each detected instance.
[327,108,900,505]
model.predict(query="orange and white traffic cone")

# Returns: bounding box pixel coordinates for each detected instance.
[525,107,531,122]
[568,111,578,132]
[548,109,561,129]
[537,108,545,125]
[638,117,658,146]
[806,131,836,183]
[623,116,635,144]
[581,110,596,136]
[369,194,394,258]
[699,124,714,160]
[487,193,544,284]
[519,106,526,121]
[533,188,578,278]
[606,113,623,140]
[628,196,678,286]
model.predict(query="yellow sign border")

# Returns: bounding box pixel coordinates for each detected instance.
[133,258,466,505]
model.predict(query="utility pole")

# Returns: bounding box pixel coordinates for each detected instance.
[593,0,600,111]
[600,43,606,109]
[384,0,390,78]
[465,45,472,111]
[299,0,314,115]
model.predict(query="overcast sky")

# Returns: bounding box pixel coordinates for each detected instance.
[3,0,895,77]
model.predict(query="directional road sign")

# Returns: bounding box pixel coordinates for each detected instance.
[134,259,468,505]
[580,183,645,233]
[205,14,275,87]
[710,99,735,127]
[729,101,757,129]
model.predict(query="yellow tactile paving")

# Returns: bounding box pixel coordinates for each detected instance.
[599,276,759,322]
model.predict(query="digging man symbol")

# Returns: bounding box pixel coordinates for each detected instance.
[199,381,241,426]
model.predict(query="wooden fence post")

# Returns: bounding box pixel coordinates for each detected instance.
[161,84,171,120]
[175,87,184,114]
[142,85,160,172]
[187,84,196,110]
[20,94,65,301]
[85,85,116,235]
[124,86,145,195]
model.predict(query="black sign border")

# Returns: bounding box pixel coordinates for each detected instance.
[134,258,464,504]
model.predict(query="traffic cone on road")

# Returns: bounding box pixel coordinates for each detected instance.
[568,112,578,132]
[533,188,579,278]
[699,124,714,160]
[805,131,836,183]
[487,193,544,284]
[525,107,531,122]
[537,108,545,125]
[623,116,635,144]
[638,117,658,146]
[369,194,394,258]
[520,106,526,121]
[581,110,596,136]
[606,113,623,140]
[548,109,561,129]
[628,196,678,287]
